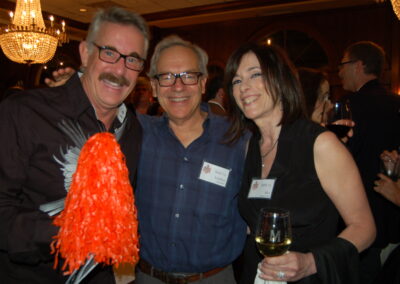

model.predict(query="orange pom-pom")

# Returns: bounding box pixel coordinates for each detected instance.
[52,132,139,274]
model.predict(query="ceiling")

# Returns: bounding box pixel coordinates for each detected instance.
[0,0,382,40]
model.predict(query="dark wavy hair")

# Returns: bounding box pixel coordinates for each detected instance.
[297,67,327,118]
[224,43,306,144]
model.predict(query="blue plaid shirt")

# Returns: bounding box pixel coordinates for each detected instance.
[136,104,249,272]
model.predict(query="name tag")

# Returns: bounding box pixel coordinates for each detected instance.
[199,161,230,187]
[248,178,276,199]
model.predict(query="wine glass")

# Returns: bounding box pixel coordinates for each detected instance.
[254,208,292,283]
[381,154,399,181]
[255,208,292,257]
[325,101,352,139]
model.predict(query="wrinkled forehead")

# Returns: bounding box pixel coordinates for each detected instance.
[157,45,200,72]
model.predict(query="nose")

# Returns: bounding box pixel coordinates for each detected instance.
[172,76,185,90]
[112,57,127,75]
[239,78,250,93]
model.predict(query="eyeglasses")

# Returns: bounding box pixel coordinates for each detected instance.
[154,72,203,87]
[338,60,357,69]
[92,42,145,71]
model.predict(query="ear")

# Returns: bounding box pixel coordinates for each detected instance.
[355,60,365,74]
[200,76,207,95]
[150,79,158,98]
[79,41,89,67]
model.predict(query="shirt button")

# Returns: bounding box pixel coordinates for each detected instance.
[175,213,180,218]
[179,184,184,190]
[184,157,189,161]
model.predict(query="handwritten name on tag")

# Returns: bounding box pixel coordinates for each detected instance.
[199,161,230,187]
[248,178,276,199]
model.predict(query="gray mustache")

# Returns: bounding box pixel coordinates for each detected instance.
[99,73,130,87]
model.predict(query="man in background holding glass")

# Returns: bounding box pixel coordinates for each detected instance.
[338,40,400,284]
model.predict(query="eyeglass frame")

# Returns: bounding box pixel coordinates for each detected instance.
[338,60,357,69]
[91,42,145,72]
[153,72,203,87]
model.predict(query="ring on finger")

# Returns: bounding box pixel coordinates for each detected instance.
[277,271,285,279]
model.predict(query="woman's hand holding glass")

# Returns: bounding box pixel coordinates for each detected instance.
[255,208,317,282]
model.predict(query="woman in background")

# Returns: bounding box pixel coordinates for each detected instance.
[297,67,331,124]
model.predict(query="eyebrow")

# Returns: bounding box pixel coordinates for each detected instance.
[101,45,142,58]
[233,66,261,77]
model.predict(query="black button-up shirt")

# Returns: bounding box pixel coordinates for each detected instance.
[0,74,142,283]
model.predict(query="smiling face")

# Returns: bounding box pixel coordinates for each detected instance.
[79,22,145,115]
[151,45,206,124]
[231,52,281,123]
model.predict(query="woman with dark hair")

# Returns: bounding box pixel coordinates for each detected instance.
[224,43,375,283]
[297,67,331,124]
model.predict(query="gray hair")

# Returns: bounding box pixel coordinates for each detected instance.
[148,35,208,78]
[86,7,150,57]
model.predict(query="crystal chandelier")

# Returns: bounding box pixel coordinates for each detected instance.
[0,0,68,64]
[391,0,400,19]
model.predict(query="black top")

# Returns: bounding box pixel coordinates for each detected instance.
[238,119,341,283]
[0,74,142,283]
[344,79,400,247]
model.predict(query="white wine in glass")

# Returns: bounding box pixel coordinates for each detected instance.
[255,208,292,257]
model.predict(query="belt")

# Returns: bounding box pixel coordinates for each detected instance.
[138,259,227,284]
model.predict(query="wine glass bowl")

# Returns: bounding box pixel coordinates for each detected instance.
[325,101,352,139]
[255,208,292,257]
[381,154,399,181]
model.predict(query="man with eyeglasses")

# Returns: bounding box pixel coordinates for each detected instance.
[133,35,249,284]
[338,41,400,284]
[0,7,148,283]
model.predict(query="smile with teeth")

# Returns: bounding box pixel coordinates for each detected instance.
[242,96,258,105]
[104,79,123,88]
[170,97,188,102]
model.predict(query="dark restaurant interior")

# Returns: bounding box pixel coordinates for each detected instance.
[0,0,399,100]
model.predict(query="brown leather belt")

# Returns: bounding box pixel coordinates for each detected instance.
[138,259,227,284]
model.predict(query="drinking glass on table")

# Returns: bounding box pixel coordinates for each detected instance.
[255,208,292,284]
[325,101,352,139]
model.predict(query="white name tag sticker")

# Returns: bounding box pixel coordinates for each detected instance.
[199,161,230,187]
[248,178,276,199]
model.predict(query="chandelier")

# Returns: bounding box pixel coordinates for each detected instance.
[0,0,68,64]
[391,0,400,19]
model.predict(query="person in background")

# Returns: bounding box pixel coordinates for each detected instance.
[204,72,226,115]
[373,149,400,284]
[0,7,148,283]
[0,80,24,102]
[297,67,354,141]
[338,41,400,283]
[297,67,332,124]
[224,43,375,283]
[134,35,249,284]
[125,76,154,114]
[374,150,400,206]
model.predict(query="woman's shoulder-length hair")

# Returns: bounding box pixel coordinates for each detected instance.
[224,43,306,144]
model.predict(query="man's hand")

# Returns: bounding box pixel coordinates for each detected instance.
[44,67,76,87]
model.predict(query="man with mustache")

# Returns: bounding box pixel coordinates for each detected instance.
[43,35,249,284]
[0,7,148,283]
